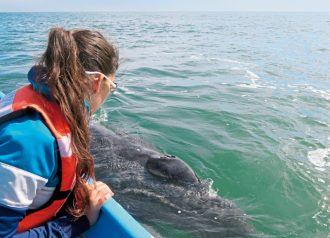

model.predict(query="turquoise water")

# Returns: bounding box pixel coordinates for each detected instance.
[1,12,330,237]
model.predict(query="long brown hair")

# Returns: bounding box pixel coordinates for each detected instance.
[38,27,118,216]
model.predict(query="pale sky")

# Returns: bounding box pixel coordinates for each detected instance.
[0,0,330,12]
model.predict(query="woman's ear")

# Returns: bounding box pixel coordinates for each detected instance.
[91,74,104,93]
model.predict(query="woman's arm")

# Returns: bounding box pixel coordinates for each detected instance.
[0,203,89,238]
[13,214,90,238]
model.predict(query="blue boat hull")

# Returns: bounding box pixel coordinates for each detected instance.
[84,198,153,238]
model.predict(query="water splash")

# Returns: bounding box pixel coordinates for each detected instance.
[307,148,330,169]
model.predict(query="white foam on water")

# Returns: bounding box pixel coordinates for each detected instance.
[123,77,136,82]
[312,196,330,229]
[16,82,28,87]
[146,87,159,92]
[218,58,243,64]
[120,86,135,95]
[245,70,260,84]
[318,178,325,183]
[287,84,299,89]
[190,55,201,60]
[204,178,219,198]
[92,107,109,123]
[234,69,266,89]
[206,57,245,65]
[307,148,330,168]
[245,70,260,80]
[230,67,244,71]
[305,86,330,101]
[314,120,330,127]
[315,167,326,172]
[237,83,259,89]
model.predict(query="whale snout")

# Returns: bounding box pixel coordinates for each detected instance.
[146,155,200,184]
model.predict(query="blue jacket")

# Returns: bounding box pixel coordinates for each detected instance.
[0,67,90,237]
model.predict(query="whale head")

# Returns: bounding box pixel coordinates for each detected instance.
[146,155,200,184]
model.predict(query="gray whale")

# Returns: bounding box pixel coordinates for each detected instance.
[90,123,255,237]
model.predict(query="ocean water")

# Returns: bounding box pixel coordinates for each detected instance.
[0,12,330,237]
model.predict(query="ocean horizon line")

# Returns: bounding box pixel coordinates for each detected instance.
[0,10,329,14]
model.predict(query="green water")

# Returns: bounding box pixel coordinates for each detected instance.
[1,12,330,237]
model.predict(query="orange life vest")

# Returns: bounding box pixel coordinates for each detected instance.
[0,84,77,233]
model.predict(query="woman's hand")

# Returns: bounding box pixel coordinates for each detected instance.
[85,181,114,226]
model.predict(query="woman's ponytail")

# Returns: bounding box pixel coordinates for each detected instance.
[37,27,118,217]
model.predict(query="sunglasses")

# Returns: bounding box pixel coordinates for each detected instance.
[85,71,118,90]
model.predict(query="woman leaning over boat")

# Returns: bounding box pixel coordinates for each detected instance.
[0,27,118,237]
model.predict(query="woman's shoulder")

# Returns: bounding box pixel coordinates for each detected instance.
[0,111,58,179]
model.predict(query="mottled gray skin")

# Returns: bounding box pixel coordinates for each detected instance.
[90,123,199,184]
[90,123,255,237]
